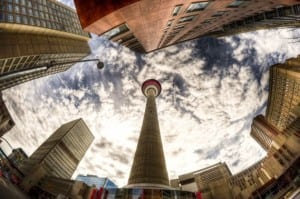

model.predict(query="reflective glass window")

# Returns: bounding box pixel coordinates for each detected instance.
[8,4,13,12]
[15,15,21,23]
[228,0,244,8]
[178,15,196,23]
[102,23,129,39]
[7,14,13,22]
[187,1,209,12]
[172,5,182,16]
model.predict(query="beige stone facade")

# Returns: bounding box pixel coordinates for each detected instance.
[266,56,300,132]
[0,0,90,90]
[250,115,280,151]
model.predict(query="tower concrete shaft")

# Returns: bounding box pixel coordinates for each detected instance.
[127,79,169,188]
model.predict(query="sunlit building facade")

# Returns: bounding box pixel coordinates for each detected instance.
[266,55,300,132]
[229,160,263,199]
[0,0,90,90]
[20,118,94,191]
[0,92,14,137]
[171,162,233,199]
[74,0,300,53]
[250,115,280,151]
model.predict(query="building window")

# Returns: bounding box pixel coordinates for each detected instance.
[22,16,28,24]
[166,20,173,27]
[178,15,196,23]
[102,23,129,40]
[15,15,21,23]
[172,5,182,16]
[228,0,244,8]
[8,4,13,12]
[7,14,13,22]
[14,5,20,13]
[187,1,209,12]
[212,11,228,17]
[173,25,185,30]
[0,13,4,22]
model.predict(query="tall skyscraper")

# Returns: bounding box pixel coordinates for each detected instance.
[73,1,300,53]
[127,79,169,188]
[20,118,94,191]
[0,92,14,137]
[0,0,91,90]
[266,55,300,131]
[76,175,118,189]
[250,115,280,151]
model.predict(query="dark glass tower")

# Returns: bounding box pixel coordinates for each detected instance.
[127,79,169,188]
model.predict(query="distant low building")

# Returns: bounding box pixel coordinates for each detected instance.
[76,175,117,189]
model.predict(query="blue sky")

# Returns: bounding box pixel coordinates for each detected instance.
[2,1,300,186]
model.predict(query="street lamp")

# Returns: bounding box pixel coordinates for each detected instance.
[0,58,104,81]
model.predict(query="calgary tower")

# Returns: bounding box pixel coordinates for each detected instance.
[127,79,169,188]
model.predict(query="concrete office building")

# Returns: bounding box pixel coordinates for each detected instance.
[229,160,263,199]
[76,175,118,189]
[127,79,169,188]
[250,115,281,151]
[0,92,14,137]
[74,0,300,53]
[0,0,90,90]
[266,55,300,131]
[20,118,94,191]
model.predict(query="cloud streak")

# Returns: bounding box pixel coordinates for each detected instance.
[2,27,300,186]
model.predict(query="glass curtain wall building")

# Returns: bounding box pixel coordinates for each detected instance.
[76,175,118,189]
[0,0,91,90]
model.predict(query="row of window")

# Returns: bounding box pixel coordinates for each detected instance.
[101,23,145,52]
[0,53,86,74]
[0,0,87,37]
[223,5,300,31]
[161,0,245,46]
[0,66,66,90]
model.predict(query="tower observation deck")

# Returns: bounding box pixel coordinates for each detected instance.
[127,79,169,188]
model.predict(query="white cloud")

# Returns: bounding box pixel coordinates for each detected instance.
[2,28,300,187]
